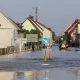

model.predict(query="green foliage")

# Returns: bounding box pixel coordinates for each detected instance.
[23,29,42,38]
[30,29,42,38]
[29,29,37,34]
[23,29,30,38]
[23,29,29,33]
[52,32,58,43]
[52,32,56,40]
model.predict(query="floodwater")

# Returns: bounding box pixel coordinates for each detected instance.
[1,45,80,80]
[0,45,80,71]
[14,45,80,59]
[1,70,80,80]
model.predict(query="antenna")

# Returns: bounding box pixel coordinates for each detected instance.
[33,6,40,21]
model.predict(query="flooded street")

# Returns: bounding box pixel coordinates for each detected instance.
[1,45,80,79]
[1,70,80,80]
[0,45,80,71]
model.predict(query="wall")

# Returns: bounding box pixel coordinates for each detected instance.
[0,14,18,48]
[36,22,52,39]
[22,20,36,31]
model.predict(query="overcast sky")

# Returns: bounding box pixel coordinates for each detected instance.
[0,0,80,36]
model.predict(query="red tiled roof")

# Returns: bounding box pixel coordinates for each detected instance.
[22,15,54,34]
[16,22,23,26]
[65,21,77,33]
[28,18,43,34]
[36,21,54,33]
[69,25,77,34]
[28,17,43,31]
[64,19,80,35]
[22,15,43,34]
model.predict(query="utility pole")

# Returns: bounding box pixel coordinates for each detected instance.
[33,6,40,21]
[35,6,38,21]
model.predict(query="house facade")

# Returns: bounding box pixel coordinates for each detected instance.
[36,21,53,44]
[63,19,80,47]
[0,11,23,49]
[22,16,43,34]
[22,15,53,45]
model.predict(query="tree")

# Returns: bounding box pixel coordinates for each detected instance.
[29,29,42,38]
[23,29,29,38]
[52,32,56,41]
[23,29,42,38]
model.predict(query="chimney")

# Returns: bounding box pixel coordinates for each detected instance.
[78,19,80,23]
[29,15,34,20]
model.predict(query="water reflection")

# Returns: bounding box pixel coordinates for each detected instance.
[1,70,80,80]
[0,72,14,80]
[13,70,80,80]
[15,70,79,80]
[14,45,80,59]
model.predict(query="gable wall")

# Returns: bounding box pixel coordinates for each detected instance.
[0,13,18,48]
[0,13,16,29]
[30,20,43,33]
[22,20,36,31]
[36,23,52,39]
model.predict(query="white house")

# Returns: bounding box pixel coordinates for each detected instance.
[35,21,53,45]
[22,15,53,45]
[0,11,23,48]
[22,16,43,34]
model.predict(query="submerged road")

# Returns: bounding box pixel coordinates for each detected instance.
[0,45,80,71]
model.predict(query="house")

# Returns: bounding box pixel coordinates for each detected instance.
[22,15,53,46]
[22,16,43,34]
[35,21,53,45]
[63,19,79,39]
[63,19,80,47]
[0,11,23,50]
